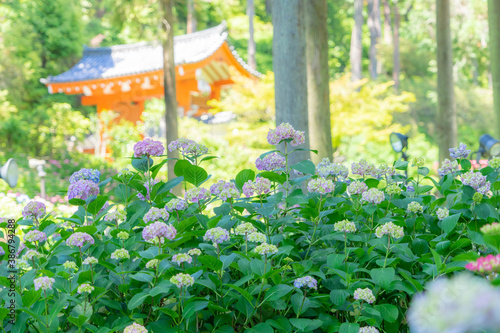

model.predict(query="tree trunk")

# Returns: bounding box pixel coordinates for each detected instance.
[350,0,363,82]
[187,0,197,34]
[306,0,332,163]
[272,0,309,165]
[393,2,400,91]
[382,0,392,44]
[368,0,381,79]
[247,0,257,70]
[488,0,500,137]
[161,0,180,194]
[436,0,457,162]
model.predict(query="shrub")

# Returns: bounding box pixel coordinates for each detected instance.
[2,126,500,332]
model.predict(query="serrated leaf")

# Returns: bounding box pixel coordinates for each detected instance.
[374,303,398,323]
[235,169,256,190]
[441,213,461,233]
[184,165,208,186]
[291,160,316,175]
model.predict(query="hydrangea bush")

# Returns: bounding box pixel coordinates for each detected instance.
[2,127,500,333]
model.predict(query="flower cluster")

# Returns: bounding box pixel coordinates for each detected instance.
[34,276,55,291]
[170,273,195,288]
[437,159,459,177]
[481,222,500,235]
[361,188,385,204]
[143,207,169,223]
[254,243,278,256]
[307,177,335,195]
[407,201,423,214]
[63,261,78,270]
[461,170,490,194]
[111,248,130,260]
[165,198,188,212]
[104,210,126,223]
[137,179,159,201]
[354,288,376,303]
[22,200,46,220]
[203,227,230,244]
[267,122,305,146]
[69,168,100,184]
[235,223,257,235]
[145,259,160,269]
[373,163,396,179]
[24,230,47,243]
[407,274,500,333]
[142,222,177,243]
[449,142,471,159]
[117,231,129,240]
[465,254,500,273]
[293,276,318,290]
[436,207,449,220]
[22,250,42,261]
[172,253,193,266]
[242,177,272,197]
[124,323,148,333]
[248,232,267,243]
[185,187,211,203]
[83,256,98,265]
[168,138,208,157]
[188,248,202,256]
[359,327,379,333]
[385,183,401,195]
[351,159,376,178]
[375,222,404,239]
[316,158,349,179]
[347,180,368,195]
[77,283,94,294]
[133,138,165,157]
[255,152,286,171]
[210,180,240,201]
[489,157,500,169]
[334,220,356,233]
[68,180,100,200]
[66,232,94,248]
[411,157,425,168]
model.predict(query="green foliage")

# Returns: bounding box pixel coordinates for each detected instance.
[4,135,499,332]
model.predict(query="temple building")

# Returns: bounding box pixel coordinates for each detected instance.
[41,22,259,126]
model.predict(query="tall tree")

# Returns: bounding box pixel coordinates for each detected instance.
[306,0,332,162]
[160,0,180,191]
[436,0,457,161]
[272,0,309,165]
[393,2,400,91]
[382,0,392,44]
[247,0,256,70]
[488,0,500,137]
[350,0,363,81]
[187,0,197,34]
[368,0,381,79]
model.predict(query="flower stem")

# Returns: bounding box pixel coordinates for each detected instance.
[383,236,391,268]
[44,290,49,331]
[297,291,307,318]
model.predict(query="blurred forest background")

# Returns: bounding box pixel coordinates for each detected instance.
[0,0,494,198]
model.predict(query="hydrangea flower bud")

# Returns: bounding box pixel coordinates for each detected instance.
[354,288,375,303]
[117,231,129,240]
[124,323,148,333]
[407,201,423,214]
[111,248,130,260]
[375,222,404,239]
[334,220,356,233]
[77,283,94,294]
[359,327,380,333]
[188,248,202,256]
[248,232,267,243]
[170,273,195,288]
[235,223,257,235]
[436,207,449,220]
[172,253,193,266]
[22,250,42,261]
[63,261,78,270]
[34,276,55,291]
[481,222,500,235]
[25,230,47,243]
[83,256,98,265]
[254,243,278,256]
[145,259,160,269]
[385,183,401,195]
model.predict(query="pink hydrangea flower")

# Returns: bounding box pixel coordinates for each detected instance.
[267,123,305,146]
[255,152,286,171]
[133,138,165,157]
[242,177,272,197]
[466,254,500,273]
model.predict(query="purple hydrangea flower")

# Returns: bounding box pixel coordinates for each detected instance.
[185,187,211,203]
[203,227,230,244]
[361,188,385,204]
[461,170,489,194]
[267,123,305,146]
[242,177,272,197]
[137,179,159,201]
[351,159,376,178]
[168,138,209,157]
[143,207,169,223]
[210,180,241,201]
[69,168,100,184]
[133,138,165,157]
[438,159,459,177]
[293,276,318,290]
[68,180,100,200]
[316,158,349,179]
[34,276,55,291]
[0,247,4,256]
[24,230,47,243]
[165,198,188,212]
[449,142,471,159]
[22,201,46,220]
[66,232,94,248]
[255,152,286,171]
[142,222,177,243]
